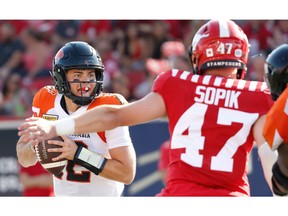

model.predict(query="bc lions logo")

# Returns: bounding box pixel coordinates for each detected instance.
[55,49,64,62]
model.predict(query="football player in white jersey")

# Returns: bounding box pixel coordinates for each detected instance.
[16,41,136,196]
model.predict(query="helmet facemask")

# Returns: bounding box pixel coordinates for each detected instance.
[52,66,103,106]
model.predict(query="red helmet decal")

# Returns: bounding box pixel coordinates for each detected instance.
[55,49,64,62]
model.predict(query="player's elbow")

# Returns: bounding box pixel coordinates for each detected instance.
[121,161,136,185]
[122,170,136,185]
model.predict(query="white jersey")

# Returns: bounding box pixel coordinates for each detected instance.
[32,86,133,196]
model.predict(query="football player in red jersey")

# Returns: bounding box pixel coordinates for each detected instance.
[19,20,276,196]
[16,41,136,196]
[262,43,288,196]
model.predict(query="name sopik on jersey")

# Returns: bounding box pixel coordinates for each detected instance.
[195,85,241,109]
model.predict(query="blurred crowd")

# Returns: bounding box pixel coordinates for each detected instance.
[0,20,287,119]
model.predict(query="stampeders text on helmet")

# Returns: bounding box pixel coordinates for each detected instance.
[206,61,242,68]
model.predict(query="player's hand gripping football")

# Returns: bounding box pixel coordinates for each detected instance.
[47,135,78,161]
[18,117,57,143]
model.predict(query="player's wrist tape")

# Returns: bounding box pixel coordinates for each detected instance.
[55,118,75,136]
[272,162,288,196]
[73,146,107,175]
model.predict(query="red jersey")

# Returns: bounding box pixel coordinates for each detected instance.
[158,140,170,171]
[263,86,288,150]
[153,69,274,196]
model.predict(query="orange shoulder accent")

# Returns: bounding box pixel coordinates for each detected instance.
[97,131,106,143]
[87,93,128,110]
[32,86,58,117]
[263,87,288,148]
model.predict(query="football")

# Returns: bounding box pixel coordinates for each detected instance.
[35,136,67,176]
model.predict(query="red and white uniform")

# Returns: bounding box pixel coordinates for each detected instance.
[32,86,133,196]
[153,69,274,196]
[263,86,288,150]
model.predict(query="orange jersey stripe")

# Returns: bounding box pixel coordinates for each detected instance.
[263,86,288,150]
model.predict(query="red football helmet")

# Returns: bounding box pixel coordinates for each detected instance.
[189,20,250,79]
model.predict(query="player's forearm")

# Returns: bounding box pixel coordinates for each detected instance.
[74,105,122,134]
[99,158,136,185]
[73,144,136,184]
[55,94,164,137]
[56,105,131,136]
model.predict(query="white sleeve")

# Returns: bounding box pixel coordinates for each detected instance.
[105,126,133,149]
